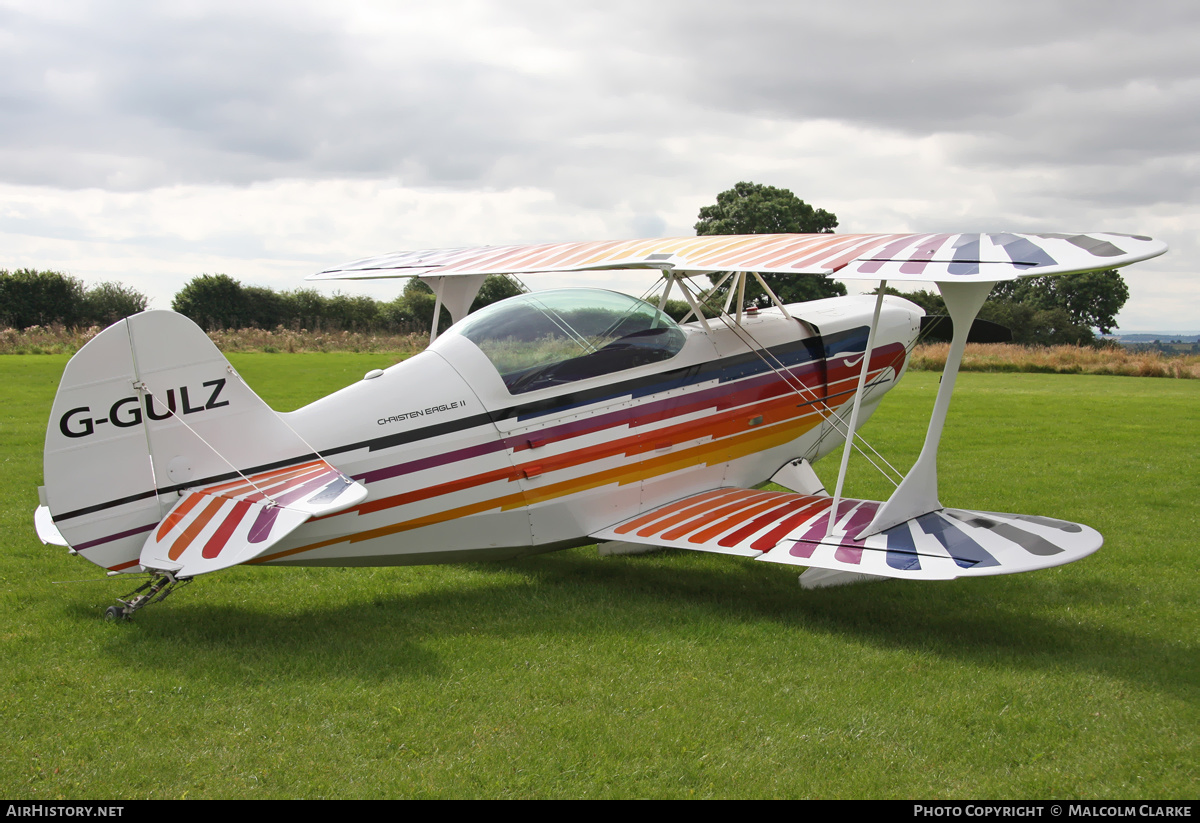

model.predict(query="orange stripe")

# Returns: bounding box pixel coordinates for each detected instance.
[613,489,732,535]
[758,234,849,269]
[632,490,748,537]
[256,395,832,564]
[156,492,204,541]
[661,490,772,541]
[355,464,519,516]
[687,492,796,544]
[202,460,325,496]
[245,464,335,501]
[167,496,226,561]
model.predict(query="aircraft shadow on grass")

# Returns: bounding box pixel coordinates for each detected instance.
[82,550,1192,702]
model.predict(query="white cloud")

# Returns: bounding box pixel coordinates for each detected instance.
[0,0,1196,328]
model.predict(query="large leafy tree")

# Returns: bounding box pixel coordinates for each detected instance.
[990,269,1128,335]
[694,182,846,306]
[81,282,148,326]
[878,267,1130,346]
[0,270,148,329]
[172,274,249,330]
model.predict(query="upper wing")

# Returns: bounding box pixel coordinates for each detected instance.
[311,232,1166,285]
[590,488,1102,582]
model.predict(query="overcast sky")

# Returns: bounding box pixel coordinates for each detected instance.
[3,0,1198,330]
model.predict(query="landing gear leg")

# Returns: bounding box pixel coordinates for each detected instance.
[106,570,191,621]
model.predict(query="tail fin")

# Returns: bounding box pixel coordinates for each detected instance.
[41,311,365,576]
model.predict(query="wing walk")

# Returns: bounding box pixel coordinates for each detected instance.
[591,488,1103,581]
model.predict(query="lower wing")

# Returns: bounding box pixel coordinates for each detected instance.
[590,488,1101,582]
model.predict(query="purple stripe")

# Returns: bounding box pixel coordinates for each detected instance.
[831,501,880,563]
[990,233,1056,269]
[273,471,339,507]
[788,500,859,558]
[357,358,826,486]
[916,512,998,569]
[357,440,507,484]
[948,235,981,276]
[856,234,933,274]
[884,521,922,571]
[249,506,279,544]
[74,521,156,550]
[899,234,953,276]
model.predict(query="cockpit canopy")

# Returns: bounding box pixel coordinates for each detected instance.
[443,288,686,394]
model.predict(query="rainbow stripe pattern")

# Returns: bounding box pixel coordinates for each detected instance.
[592,488,1103,580]
[249,335,907,566]
[312,232,1167,285]
[139,458,366,576]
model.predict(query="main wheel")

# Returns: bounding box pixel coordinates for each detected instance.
[104,606,126,621]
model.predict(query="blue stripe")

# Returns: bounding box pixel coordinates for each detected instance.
[948,235,981,276]
[916,512,999,569]
[883,521,922,571]
[991,234,1057,270]
[512,332,844,421]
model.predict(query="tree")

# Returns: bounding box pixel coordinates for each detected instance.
[694,182,845,306]
[172,274,248,330]
[0,269,86,328]
[990,270,1128,335]
[279,288,329,330]
[402,274,527,335]
[81,282,148,326]
[878,268,1129,346]
[471,274,526,311]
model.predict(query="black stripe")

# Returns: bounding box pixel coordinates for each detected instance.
[56,330,848,523]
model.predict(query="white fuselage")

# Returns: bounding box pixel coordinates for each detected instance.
[259,295,922,568]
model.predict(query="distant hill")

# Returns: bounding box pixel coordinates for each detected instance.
[1108,332,1200,344]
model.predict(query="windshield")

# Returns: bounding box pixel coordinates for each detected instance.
[446,288,686,394]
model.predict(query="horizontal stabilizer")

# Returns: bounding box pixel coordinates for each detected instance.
[591,488,1102,581]
[34,504,69,547]
[140,459,366,577]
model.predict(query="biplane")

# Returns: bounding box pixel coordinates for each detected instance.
[34,231,1167,618]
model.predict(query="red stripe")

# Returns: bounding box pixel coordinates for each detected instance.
[718,496,822,548]
[750,498,832,552]
[688,492,795,544]
[201,499,253,559]
[633,490,747,538]
[167,497,226,561]
[662,491,774,542]
[613,490,731,535]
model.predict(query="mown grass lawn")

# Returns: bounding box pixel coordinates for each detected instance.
[1,354,1195,799]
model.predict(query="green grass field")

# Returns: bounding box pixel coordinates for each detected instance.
[1,354,1195,799]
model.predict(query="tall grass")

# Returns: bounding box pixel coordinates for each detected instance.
[910,342,1200,378]
[4,325,1199,379]
[0,324,430,355]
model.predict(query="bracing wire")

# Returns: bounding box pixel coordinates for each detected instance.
[134,379,280,502]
